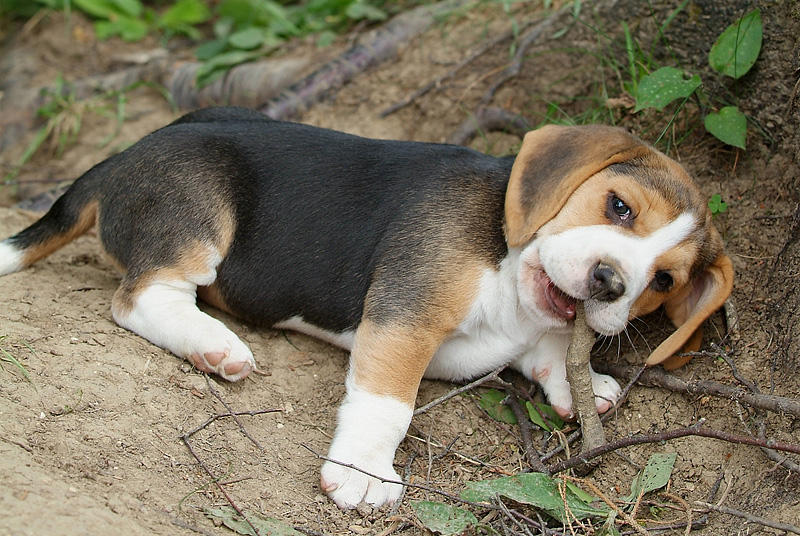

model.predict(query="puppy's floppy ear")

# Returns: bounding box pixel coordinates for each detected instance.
[646,251,734,370]
[504,124,651,246]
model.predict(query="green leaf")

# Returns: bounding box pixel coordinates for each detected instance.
[461,473,609,521]
[704,106,747,149]
[709,9,762,79]
[110,0,141,17]
[634,67,701,112]
[624,452,677,504]
[565,480,596,504]
[410,501,478,535]
[708,194,728,215]
[228,27,266,50]
[73,0,118,19]
[524,401,564,431]
[160,0,211,29]
[195,49,264,86]
[204,507,303,536]
[478,389,516,424]
[195,38,228,61]
[93,15,148,40]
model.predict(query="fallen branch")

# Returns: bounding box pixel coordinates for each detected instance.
[446,106,531,145]
[505,393,549,474]
[547,420,800,475]
[694,501,800,535]
[594,363,800,419]
[260,0,469,120]
[206,377,265,452]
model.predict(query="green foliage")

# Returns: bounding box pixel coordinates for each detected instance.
[708,193,728,215]
[461,473,609,522]
[204,506,302,536]
[623,452,676,504]
[411,501,478,535]
[627,8,762,150]
[194,0,388,86]
[708,9,762,80]
[634,67,700,112]
[478,389,517,424]
[704,105,746,149]
[524,400,564,432]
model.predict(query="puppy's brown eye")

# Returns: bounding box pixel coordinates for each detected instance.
[607,194,633,224]
[651,270,674,292]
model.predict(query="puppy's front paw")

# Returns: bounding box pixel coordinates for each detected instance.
[320,457,402,509]
[590,370,621,413]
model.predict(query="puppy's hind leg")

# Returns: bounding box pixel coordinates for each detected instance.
[111,244,255,381]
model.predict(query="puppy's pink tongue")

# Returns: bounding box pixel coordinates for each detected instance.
[546,282,577,319]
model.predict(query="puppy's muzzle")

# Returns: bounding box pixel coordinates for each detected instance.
[589,262,625,302]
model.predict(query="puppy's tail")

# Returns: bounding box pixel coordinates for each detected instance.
[0,168,102,277]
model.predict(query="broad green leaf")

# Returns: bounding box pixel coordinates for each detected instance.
[93,15,148,41]
[709,9,762,79]
[195,38,228,61]
[228,27,266,50]
[565,480,596,504]
[316,30,336,48]
[204,507,303,536]
[634,67,701,112]
[160,0,211,29]
[704,106,746,149]
[624,452,676,504]
[461,473,609,521]
[410,501,478,535]
[478,389,516,424]
[525,401,565,431]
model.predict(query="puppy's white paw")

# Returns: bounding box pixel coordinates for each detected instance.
[322,382,412,509]
[320,456,402,509]
[590,370,621,413]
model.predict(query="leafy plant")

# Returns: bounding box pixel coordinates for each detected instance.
[194,0,388,87]
[708,193,728,215]
[632,8,763,149]
[478,388,517,424]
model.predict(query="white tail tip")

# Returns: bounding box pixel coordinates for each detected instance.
[0,240,24,276]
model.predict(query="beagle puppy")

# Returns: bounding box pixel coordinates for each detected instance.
[0,107,733,509]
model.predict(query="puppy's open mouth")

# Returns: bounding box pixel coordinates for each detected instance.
[542,274,578,320]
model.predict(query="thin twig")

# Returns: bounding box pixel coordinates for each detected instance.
[572,477,649,536]
[183,409,283,440]
[181,435,262,536]
[694,501,800,535]
[660,492,691,536]
[478,7,569,107]
[206,377,265,451]
[594,363,800,419]
[414,366,505,416]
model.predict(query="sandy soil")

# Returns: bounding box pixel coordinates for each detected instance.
[1,1,798,535]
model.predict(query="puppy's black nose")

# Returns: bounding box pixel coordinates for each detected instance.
[590,262,625,302]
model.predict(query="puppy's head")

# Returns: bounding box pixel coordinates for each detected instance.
[506,124,734,369]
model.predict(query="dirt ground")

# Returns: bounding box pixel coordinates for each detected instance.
[0,1,798,535]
